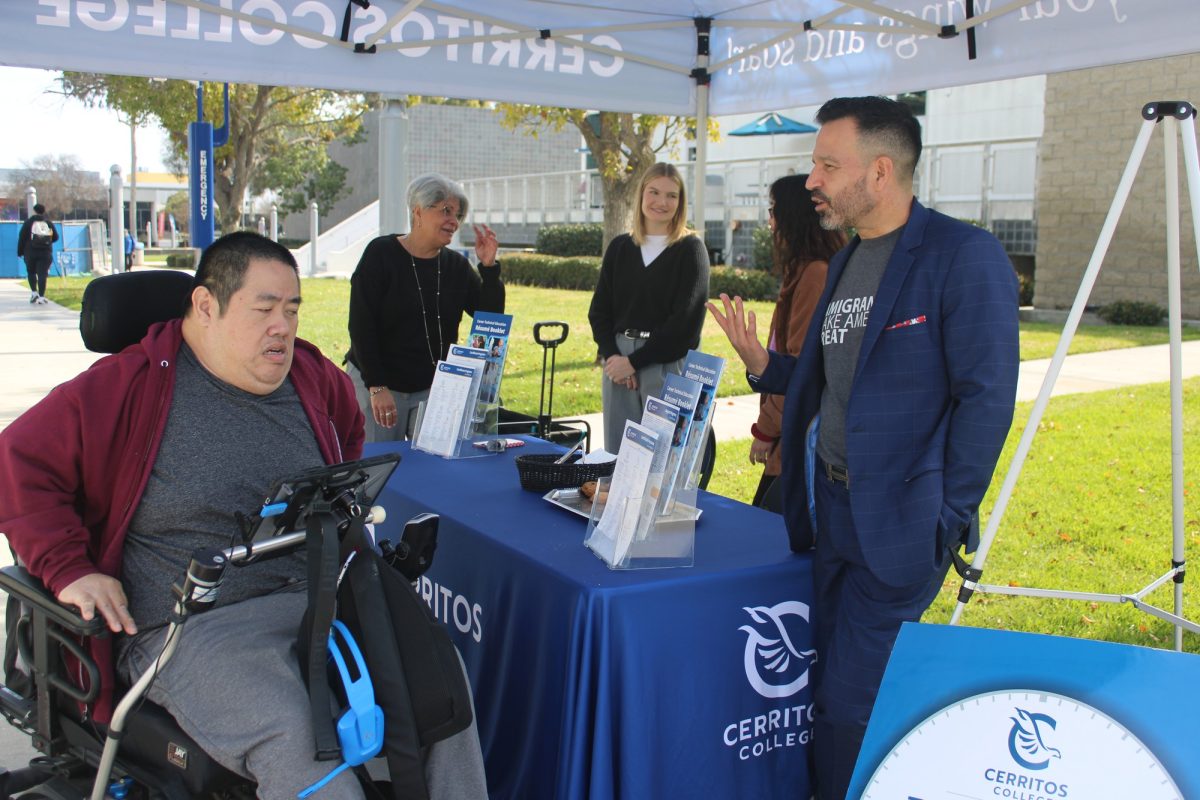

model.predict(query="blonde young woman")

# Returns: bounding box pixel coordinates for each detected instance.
[588,163,711,454]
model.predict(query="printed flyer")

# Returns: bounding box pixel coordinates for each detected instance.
[466,311,513,407]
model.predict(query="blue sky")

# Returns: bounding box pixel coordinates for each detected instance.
[1,66,169,177]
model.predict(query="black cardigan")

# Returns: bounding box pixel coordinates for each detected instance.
[347,235,505,392]
[588,233,710,370]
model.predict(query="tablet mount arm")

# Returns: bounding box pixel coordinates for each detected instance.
[89,472,387,800]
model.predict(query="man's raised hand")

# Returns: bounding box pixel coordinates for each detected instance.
[706,293,770,377]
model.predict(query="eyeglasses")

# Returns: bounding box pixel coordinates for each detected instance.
[427,204,466,222]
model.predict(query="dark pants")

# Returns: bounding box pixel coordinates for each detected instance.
[809,460,951,800]
[752,471,778,509]
[24,251,51,296]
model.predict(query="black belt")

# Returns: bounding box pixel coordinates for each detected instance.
[620,328,651,339]
[822,461,850,486]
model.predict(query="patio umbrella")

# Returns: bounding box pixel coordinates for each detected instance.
[727,112,817,154]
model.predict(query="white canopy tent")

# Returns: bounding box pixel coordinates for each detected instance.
[2,0,1197,232]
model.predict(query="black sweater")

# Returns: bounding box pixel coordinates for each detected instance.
[347,235,505,392]
[588,233,710,370]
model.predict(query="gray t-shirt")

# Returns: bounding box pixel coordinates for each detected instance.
[816,228,902,468]
[121,343,324,635]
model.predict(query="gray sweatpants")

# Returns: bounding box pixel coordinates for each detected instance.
[600,335,685,454]
[119,589,487,800]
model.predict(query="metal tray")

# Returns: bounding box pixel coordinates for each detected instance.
[542,487,702,522]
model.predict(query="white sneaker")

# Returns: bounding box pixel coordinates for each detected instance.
[30,292,38,304]
[36,296,48,305]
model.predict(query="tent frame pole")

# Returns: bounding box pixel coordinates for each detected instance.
[692,18,711,249]
[949,101,1200,649]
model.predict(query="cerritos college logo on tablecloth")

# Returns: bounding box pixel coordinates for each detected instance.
[738,601,817,698]
[862,690,1182,799]
[722,601,816,763]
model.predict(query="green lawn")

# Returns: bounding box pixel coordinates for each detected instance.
[42,274,1200,419]
[709,377,1200,654]
[1019,319,1200,360]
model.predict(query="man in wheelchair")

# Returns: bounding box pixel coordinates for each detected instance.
[0,233,487,799]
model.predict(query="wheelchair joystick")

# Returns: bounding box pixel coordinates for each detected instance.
[172,547,228,615]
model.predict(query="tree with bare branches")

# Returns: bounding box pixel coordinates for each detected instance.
[494,106,715,249]
[3,155,107,219]
[59,74,370,234]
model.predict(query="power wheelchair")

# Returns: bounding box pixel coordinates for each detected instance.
[0,269,435,799]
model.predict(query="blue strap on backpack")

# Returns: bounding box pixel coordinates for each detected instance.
[298,620,384,798]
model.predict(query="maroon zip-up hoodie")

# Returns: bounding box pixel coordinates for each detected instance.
[0,318,364,722]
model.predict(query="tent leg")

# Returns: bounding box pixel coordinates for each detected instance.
[949,102,1199,651]
[692,17,711,250]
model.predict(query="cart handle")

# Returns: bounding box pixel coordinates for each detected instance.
[533,321,569,347]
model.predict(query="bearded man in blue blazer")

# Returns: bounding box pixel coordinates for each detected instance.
[710,96,1019,800]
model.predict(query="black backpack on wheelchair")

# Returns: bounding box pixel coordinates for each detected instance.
[0,270,465,799]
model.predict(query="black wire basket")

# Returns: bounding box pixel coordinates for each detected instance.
[513,453,616,493]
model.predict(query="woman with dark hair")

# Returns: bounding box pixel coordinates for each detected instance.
[346,173,504,442]
[588,163,711,454]
[750,174,847,507]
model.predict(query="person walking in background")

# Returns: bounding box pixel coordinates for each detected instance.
[709,96,1018,799]
[16,203,57,305]
[588,163,711,454]
[124,230,135,271]
[750,174,846,509]
[346,173,503,442]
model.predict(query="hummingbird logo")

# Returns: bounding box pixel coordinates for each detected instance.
[1008,707,1063,770]
[738,601,817,699]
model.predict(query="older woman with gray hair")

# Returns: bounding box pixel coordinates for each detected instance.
[347,173,504,441]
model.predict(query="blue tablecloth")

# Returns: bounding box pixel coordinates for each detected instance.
[367,439,815,800]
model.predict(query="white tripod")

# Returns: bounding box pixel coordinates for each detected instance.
[950,101,1200,652]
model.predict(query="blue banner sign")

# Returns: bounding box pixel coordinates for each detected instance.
[189,121,215,252]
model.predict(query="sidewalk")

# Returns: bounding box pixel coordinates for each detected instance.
[0,279,102,432]
[2,276,1199,441]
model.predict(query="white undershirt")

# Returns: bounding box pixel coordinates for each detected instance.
[640,235,668,267]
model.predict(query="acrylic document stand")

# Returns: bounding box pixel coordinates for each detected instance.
[411,361,492,459]
[584,475,697,570]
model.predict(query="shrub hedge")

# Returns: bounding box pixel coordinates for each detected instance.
[1017,272,1034,306]
[1098,300,1166,326]
[503,253,779,301]
[503,254,601,291]
[535,224,604,257]
[164,252,197,269]
[752,226,774,271]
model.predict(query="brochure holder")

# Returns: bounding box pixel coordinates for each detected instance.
[411,399,491,460]
[674,350,725,498]
[584,476,696,570]
[470,398,503,439]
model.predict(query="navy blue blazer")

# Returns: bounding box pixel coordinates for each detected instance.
[756,200,1019,587]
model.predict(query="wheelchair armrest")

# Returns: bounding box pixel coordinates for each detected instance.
[0,566,108,638]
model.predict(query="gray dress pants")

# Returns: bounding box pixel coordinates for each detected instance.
[600,334,685,454]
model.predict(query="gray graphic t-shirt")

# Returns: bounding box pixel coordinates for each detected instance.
[816,228,902,469]
[121,343,324,637]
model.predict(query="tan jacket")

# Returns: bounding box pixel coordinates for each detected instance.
[755,260,829,476]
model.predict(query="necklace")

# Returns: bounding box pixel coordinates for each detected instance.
[408,245,442,366]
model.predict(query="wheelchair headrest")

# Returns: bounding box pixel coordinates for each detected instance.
[80,270,195,354]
